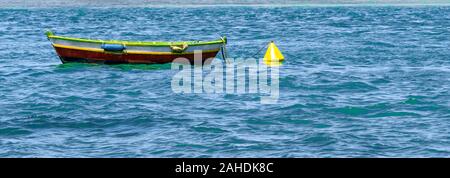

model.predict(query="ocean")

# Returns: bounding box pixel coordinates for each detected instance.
[0,4,450,157]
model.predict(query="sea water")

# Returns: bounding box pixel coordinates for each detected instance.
[0,3,450,157]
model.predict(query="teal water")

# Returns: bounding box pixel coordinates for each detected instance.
[1,5,450,157]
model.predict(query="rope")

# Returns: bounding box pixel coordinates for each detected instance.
[252,43,268,58]
[220,46,226,63]
[216,34,269,62]
[219,36,230,64]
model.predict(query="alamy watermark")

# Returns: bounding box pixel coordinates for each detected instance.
[171,50,280,104]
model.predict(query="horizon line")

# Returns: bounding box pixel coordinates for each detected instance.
[2,3,450,9]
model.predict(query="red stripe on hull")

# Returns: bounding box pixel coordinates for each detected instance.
[54,47,220,64]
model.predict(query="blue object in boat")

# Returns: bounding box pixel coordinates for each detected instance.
[101,44,126,52]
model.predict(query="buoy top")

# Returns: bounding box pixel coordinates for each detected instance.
[263,41,284,67]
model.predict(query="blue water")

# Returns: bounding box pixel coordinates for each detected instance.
[1,5,450,157]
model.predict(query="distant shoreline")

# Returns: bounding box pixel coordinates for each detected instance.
[1,3,450,9]
[2,0,450,8]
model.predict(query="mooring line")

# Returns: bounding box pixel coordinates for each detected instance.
[252,43,269,59]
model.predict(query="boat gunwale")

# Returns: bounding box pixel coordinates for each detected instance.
[47,34,226,47]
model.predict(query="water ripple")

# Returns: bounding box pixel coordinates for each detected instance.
[1,5,450,157]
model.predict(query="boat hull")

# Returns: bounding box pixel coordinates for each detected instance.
[47,32,225,64]
[54,45,220,64]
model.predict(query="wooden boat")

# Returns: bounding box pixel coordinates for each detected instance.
[46,31,227,64]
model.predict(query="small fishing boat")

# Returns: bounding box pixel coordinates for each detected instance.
[46,31,227,64]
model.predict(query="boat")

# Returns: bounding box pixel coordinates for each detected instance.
[46,31,227,64]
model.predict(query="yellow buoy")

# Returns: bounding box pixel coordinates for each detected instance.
[263,41,284,67]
